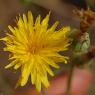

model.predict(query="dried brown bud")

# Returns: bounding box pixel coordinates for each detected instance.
[73,8,95,33]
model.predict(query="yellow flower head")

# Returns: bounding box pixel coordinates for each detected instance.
[1,11,71,91]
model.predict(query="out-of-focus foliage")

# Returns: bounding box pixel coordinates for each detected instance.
[87,0,95,11]
[20,0,32,5]
[63,0,87,10]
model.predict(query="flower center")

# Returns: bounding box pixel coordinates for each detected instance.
[28,43,43,54]
[31,46,38,54]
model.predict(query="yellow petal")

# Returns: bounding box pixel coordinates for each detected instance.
[48,21,59,33]
[31,67,37,84]
[38,55,54,76]
[21,61,32,86]
[8,25,16,34]
[28,11,33,26]
[43,63,54,76]
[23,14,27,28]
[14,63,21,70]
[41,13,50,32]
[35,74,41,92]
[40,74,50,88]
[5,60,18,69]
[17,17,24,28]
[41,56,60,69]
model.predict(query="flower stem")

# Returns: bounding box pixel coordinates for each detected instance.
[65,63,75,95]
[41,87,48,95]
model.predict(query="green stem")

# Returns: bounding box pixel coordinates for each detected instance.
[65,64,75,95]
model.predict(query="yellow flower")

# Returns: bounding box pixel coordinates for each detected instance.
[1,11,71,91]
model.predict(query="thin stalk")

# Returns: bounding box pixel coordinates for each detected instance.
[65,63,75,95]
[41,87,48,95]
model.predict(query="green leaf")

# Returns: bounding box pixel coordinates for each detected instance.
[20,0,32,5]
